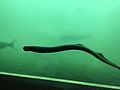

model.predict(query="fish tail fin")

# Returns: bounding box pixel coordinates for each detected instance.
[9,39,16,48]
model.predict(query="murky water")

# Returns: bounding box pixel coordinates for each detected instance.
[0,0,120,86]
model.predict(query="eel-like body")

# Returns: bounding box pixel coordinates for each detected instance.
[23,44,120,70]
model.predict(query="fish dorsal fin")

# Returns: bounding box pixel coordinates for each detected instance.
[76,44,85,47]
[98,53,105,58]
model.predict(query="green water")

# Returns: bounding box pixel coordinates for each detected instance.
[0,0,120,86]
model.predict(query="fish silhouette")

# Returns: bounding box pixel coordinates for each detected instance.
[0,39,16,49]
[59,34,92,42]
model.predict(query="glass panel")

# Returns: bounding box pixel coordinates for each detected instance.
[0,0,120,87]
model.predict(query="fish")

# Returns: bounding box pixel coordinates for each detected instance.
[0,39,16,49]
[23,44,120,70]
[59,34,92,42]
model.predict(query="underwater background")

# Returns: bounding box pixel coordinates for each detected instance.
[0,0,120,86]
